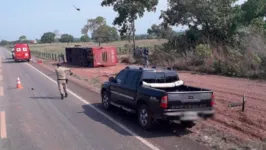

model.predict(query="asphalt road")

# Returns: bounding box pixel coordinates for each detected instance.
[0,47,209,150]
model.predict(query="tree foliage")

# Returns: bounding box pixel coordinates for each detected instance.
[81,16,119,45]
[19,35,27,41]
[59,34,74,43]
[161,0,241,41]
[40,32,56,43]
[91,25,119,44]
[81,16,106,35]
[147,24,174,39]
[0,40,9,46]
[80,35,90,42]
[241,0,266,25]
[101,0,158,35]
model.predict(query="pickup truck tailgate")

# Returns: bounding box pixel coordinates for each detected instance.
[167,92,213,109]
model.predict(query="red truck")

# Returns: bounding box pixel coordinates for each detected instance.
[13,43,31,62]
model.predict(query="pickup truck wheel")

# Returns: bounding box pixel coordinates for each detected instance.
[180,121,196,128]
[102,91,112,110]
[138,105,153,130]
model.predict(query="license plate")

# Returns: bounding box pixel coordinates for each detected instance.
[185,112,198,117]
[181,112,199,121]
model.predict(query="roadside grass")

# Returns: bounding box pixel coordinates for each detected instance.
[29,39,167,55]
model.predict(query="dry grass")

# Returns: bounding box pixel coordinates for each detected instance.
[29,39,167,55]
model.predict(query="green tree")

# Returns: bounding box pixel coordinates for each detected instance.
[101,0,158,51]
[80,35,90,42]
[82,16,119,46]
[91,25,119,45]
[19,35,27,42]
[81,16,106,35]
[109,27,119,41]
[59,34,74,43]
[0,40,9,46]
[241,0,266,25]
[160,0,241,40]
[147,24,174,39]
[40,32,56,43]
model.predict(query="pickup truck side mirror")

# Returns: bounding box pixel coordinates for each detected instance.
[109,77,116,83]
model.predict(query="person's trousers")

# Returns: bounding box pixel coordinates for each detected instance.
[57,80,67,95]
[144,56,149,68]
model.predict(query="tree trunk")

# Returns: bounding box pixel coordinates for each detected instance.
[132,20,136,56]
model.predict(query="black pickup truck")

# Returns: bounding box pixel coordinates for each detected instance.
[101,66,215,130]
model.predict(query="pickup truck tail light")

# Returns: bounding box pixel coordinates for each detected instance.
[211,94,215,106]
[160,95,168,109]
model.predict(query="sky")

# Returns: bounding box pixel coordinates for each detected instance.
[0,0,246,41]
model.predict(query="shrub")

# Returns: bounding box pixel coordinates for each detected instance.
[195,44,212,58]
[189,57,205,66]
[119,56,135,64]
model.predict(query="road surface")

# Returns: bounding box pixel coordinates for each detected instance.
[0,47,209,150]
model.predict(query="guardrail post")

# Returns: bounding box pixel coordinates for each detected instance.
[119,47,122,54]
[242,95,246,112]
[62,54,65,63]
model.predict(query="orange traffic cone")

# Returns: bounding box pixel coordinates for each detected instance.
[16,77,23,89]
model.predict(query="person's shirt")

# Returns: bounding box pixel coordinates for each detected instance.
[144,48,149,55]
[55,67,70,80]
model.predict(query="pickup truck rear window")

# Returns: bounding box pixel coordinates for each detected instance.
[142,71,179,83]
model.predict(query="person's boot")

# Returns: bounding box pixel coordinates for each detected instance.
[61,94,64,100]
[65,93,68,98]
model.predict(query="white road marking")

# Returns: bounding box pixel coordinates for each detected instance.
[1,111,7,139]
[0,87,3,96]
[26,63,160,150]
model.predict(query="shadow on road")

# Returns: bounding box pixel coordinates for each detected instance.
[2,61,17,64]
[4,58,14,60]
[2,60,28,64]
[80,104,192,138]
[30,96,61,100]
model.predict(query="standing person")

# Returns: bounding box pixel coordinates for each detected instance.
[143,47,149,68]
[55,63,73,99]
[58,53,65,63]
